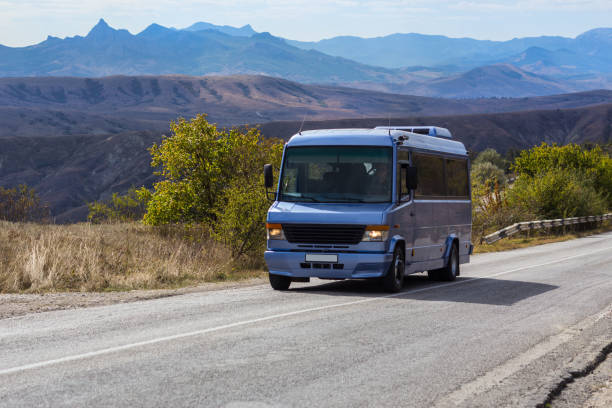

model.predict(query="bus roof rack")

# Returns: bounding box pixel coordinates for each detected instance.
[375,126,453,139]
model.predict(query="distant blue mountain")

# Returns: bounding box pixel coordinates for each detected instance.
[0,19,609,97]
[287,28,612,72]
[181,22,256,37]
[0,19,400,83]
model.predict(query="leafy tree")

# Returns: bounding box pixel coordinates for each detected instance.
[211,124,283,257]
[213,179,272,258]
[142,114,283,257]
[0,185,50,223]
[143,115,233,224]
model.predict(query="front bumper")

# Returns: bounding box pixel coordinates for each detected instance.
[265,250,393,279]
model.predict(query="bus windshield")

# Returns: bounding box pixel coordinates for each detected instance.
[278,146,393,203]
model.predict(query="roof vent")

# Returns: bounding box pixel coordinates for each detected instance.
[375,126,452,139]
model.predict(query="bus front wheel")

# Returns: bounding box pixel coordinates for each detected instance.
[269,273,291,290]
[382,246,405,293]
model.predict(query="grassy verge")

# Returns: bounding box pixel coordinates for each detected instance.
[1,220,609,294]
[0,221,263,293]
[474,222,611,254]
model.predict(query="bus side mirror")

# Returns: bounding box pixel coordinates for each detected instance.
[264,164,274,189]
[406,166,418,191]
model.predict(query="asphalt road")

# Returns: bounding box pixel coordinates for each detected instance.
[1,232,611,407]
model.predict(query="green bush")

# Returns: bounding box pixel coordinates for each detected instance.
[512,143,612,206]
[87,187,150,223]
[507,170,607,219]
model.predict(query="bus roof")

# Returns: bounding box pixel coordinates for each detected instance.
[286,128,467,156]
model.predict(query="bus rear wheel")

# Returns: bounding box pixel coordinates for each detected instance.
[269,273,291,290]
[428,243,459,282]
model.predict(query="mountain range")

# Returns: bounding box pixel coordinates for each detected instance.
[0,20,610,97]
[288,28,612,73]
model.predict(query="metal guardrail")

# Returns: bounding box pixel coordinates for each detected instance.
[483,213,612,244]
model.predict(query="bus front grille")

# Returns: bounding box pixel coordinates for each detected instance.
[282,224,365,245]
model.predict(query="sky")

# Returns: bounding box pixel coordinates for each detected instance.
[0,0,610,47]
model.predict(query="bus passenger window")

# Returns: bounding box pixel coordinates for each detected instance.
[413,154,445,198]
[446,159,469,198]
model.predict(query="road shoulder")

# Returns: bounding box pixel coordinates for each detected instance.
[435,305,612,407]
[552,350,612,408]
[0,277,266,319]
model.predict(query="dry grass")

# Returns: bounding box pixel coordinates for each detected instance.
[0,221,263,293]
[2,220,608,294]
[474,222,612,254]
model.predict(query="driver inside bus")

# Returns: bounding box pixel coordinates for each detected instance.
[369,163,390,195]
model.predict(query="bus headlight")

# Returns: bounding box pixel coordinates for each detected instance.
[362,225,389,242]
[266,223,285,240]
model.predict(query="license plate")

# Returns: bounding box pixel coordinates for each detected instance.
[305,254,338,263]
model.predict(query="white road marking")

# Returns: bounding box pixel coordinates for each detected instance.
[1,245,611,376]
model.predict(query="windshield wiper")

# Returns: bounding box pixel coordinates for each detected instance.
[334,197,367,203]
[281,194,320,202]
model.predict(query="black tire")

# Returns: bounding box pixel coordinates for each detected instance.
[428,242,459,282]
[269,273,291,290]
[427,269,441,281]
[382,246,405,293]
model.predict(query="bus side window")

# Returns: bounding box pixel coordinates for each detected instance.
[446,158,469,198]
[413,153,445,198]
[397,149,410,201]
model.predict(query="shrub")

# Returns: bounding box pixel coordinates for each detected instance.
[473,148,508,171]
[0,185,50,223]
[471,161,506,189]
[87,187,150,223]
[507,170,607,219]
[471,177,527,241]
[512,143,612,206]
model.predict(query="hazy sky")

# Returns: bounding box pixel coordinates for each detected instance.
[1,0,610,47]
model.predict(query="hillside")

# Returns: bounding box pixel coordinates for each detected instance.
[0,74,467,136]
[410,64,575,98]
[1,75,611,137]
[259,103,612,153]
[1,103,610,222]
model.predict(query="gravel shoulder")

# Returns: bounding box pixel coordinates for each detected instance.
[551,348,612,408]
[0,277,266,319]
